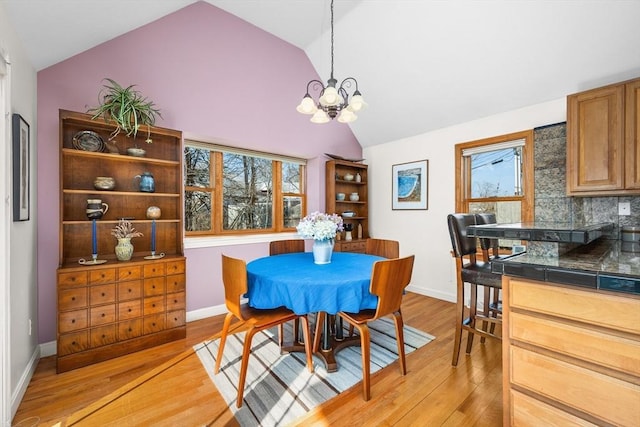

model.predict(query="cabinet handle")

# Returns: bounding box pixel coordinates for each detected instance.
[152,322,156,326]
[101,293,105,297]
[101,274,105,278]
[128,308,132,313]
[128,328,132,332]
[71,319,75,323]
[102,334,106,338]
[72,341,77,345]
[101,313,106,317]
[128,289,132,293]
[152,304,156,307]
[71,297,75,301]
[173,299,177,304]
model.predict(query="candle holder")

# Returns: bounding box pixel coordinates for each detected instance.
[79,217,107,265]
[144,206,165,259]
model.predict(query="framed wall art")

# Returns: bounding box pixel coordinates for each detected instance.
[13,113,30,221]
[392,160,428,210]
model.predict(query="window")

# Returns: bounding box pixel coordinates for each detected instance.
[455,130,534,248]
[184,140,306,236]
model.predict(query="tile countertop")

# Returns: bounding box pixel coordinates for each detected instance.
[467,221,614,244]
[491,238,640,296]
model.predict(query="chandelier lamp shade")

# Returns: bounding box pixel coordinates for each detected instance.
[296,0,367,124]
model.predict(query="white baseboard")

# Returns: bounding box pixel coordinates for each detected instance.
[11,345,40,420]
[407,285,456,303]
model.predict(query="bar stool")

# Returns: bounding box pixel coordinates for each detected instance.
[474,213,503,342]
[447,213,502,366]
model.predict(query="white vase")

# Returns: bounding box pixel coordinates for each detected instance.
[312,239,334,264]
[115,237,134,261]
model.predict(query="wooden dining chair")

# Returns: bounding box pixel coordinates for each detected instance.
[365,238,400,259]
[215,254,314,408]
[269,239,305,343]
[337,255,415,401]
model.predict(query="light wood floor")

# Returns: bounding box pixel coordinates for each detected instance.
[12,293,502,426]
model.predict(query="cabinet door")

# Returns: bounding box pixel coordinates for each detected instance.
[625,79,640,189]
[567,84,624,194]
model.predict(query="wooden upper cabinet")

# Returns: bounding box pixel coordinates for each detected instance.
[566,77,640,195]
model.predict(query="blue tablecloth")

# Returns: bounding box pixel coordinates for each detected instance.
[246,252,384,315]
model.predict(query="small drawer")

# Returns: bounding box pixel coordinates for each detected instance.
[58,288,88,311]
[118,319,143,340]
[166,310,185,329]
[143,314,165,334]
[117,280,142,301]
[144,277,165,296]
[166,274,186,294]
[90,304,116,326]
[59,309,88,333]
[90,284,116,306]
[89,268,116,285]
[166,292,185,311]
[166,260,185,275]
[118,300,142,320]
[144,296,165,315]
[118,265,142,282]
[90,325,117,348]
[58,271,88,288]
[58,331,89,356]
[144,263,166,278]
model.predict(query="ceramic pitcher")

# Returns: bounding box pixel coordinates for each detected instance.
[134,172,155,193]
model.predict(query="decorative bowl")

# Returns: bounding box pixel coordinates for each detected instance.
[127,147,146,157]
[342,211,356,218]
[344,173,354,181]
[93,176,116,190]
[336,192,346,201]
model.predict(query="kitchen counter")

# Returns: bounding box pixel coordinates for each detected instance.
[492,238,640,295]
[467,221,614,244]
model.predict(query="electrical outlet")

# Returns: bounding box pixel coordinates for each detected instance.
[619,202,631,216]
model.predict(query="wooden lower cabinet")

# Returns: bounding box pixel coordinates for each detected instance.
[502,276,640,426]
[334,239,367,253]
[57,256,186,373]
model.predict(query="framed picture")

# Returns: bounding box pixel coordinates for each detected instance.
[392,160,428,210]
[13,114,30,221]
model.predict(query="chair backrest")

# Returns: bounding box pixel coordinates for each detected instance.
[475,213,499,261]
[221,254,248,321]
[269,239,305,256]
[369,255,415,320]
[447,213,478,259]
[365,238,400,259]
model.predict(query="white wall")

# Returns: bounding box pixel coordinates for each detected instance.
[0,3,39,423]
[364,98,566,302]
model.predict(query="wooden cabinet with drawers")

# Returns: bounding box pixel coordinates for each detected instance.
[57,257,186,373]
[502,276,640,426]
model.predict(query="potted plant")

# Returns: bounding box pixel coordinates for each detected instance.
[87,78,162,155]
[111,219,143,261]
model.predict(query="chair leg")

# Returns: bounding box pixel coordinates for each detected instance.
[313,311,325,353]
[452,280,465,366]
[466,284,478,354]
[392,311,407,375]
[480,286,490,344]
[355,323,371,401]
[236,326,258,408]
[214,312,234,374]
[489,288,501,335]
[299,316,314,373]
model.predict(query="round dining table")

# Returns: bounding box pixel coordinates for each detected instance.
[246,251,384,371]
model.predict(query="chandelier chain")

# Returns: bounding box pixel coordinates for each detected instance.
[330,0,334,80]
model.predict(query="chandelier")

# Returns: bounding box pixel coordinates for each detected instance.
[296,0,367,124]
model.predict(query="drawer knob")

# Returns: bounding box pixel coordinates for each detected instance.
[101,313,106,317]
[71,319,75,323]
[128,308,132,312]
[128,289,132,293]
[152,304,156,307]
[128,328,132,332]
[101,292,105,297]
[71,297,76,301]
[152,322,156,326]
[102,334,106,338]
[72,341,77,345]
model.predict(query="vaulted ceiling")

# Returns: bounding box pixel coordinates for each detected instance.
[3,0,640,147]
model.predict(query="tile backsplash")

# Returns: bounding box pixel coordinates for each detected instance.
[534,122,640,241]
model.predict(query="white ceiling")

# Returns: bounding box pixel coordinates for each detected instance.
[3,0,640,147]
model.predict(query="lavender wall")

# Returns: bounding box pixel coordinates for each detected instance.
[37,1,361,343]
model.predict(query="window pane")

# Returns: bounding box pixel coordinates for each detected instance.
[185,190,211,231]
[469,200,522,248]
[223,154,273,230]
[470,146,522,197]
[283,196,302,227]
[282,162,301,194]
[184,147,210,187]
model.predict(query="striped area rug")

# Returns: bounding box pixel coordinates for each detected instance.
[194,317,435,426]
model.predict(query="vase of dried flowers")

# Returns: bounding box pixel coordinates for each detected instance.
[111,219,143,261]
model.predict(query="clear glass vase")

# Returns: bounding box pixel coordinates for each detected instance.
[312,239,334,264]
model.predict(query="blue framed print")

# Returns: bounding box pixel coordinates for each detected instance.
[392,160,428,210]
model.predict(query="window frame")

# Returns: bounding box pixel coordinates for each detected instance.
[184,141,306,237]
[454,130,534,223]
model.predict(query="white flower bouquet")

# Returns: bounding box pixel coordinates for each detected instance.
[296,211,344,241]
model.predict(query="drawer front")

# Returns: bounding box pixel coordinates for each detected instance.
[58,331,89,356]
[338,241,366,253]
[58,271,88,288]
[166,310,185,329]
[118,265,142,282]
[143,314,165,334]
[118,319,143,340]
[118,280,142,301]
[58,288,88,311]
[166,274,186,294]
[90,325,117,348]
[510,346,640,427]
[166,260,185,275]
[90,284,116,306]
[166,292,185,311]
[510,390,599,427]
[118,300,142,320]
[508,278,640,335]
[510,312,640,377]
[90,304,116,326]
[144,263,166,278]
[144,296,165,315]
[89,268,116,285]
[59,309,88,333]
[144,277,165,296]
